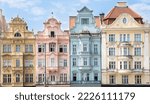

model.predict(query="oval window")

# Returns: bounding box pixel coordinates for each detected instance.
[123,18,127,24]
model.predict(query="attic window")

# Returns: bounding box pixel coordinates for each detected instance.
[14,32,21,37]
[50,31,55,37]
[123,18,127,24]
[81,18,89,25]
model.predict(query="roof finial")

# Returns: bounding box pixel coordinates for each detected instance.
[51,12,54,18]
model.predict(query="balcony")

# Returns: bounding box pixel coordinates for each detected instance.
[118,55,132,59]
[47,67,58,72]
[118,69,132,73]
[12,67,23,71]
[133,69,143,72]
[12,52,23,56]
[107,69,117,73]
[78,51,90,55]
[119,41,131,47]
[78,66,92,71]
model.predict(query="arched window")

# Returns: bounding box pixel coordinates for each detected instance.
[14,32,21,37]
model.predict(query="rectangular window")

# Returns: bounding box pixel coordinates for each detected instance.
[94,58,98,66]
[135,75,141,84]
[73,44,77,54]
[25,74,33,83]
[64,74,67,82]
[109,61,115,69]
[120,34,130,42]
[134,48,141,56]
[16,45,20,52]
[73,58,77,66]
[49,43,56,52]
[50,31,55,37]
[16,60,20,67]
[134,61,141,70]
[109,34,115,42]
[109,48,115,56]
[59,45,67,53]
[50,75,55,81]
[122,75,128,84]
[120,62,122,69]
[59,45,63,52]
[83,44,87,52]
[50,58,55,67]
[3,60,11,67]
[38,74,44,83]
[83,58,87,66]
[60,74,63,82]
[3,45,11,53]
[3,74,11,83]
[38,44,45,53]
[135,34,141,42]
[123,47,129,55]
[94,44,98,54]
[25,60,33,67]
[124,61,127,69]
[64,45,67,53]
[109,75,115,84]
[81,18,89,24]
[59,59,63,67]
[25,45,33,53]
[64,60,67,67]
[94,73,98,81]
[38,59,45,67]
[16,74,20,82]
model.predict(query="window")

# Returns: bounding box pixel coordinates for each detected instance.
[122,75,128,84]
[3,74,11,83]
[16,74,20,82]
[64,74,67,82]
[14,32,21,37]
[120,62,122,69]
[83,58,87,66]
[50,31,55,37]
[38,44,45,53]
[73,44,77,54]
[86,73,89,81]
[25,74,33,83]
[83,44,87,52]
[134,48,141,56]
[50,58,55,67]
[94,73,98,81]
[38,74,44,83]
[109,34,115,42]
[25,45,33,53]
[124,61,127,69]
[109,48,115,56]
[50,75,55,81]
[25,60,33,67]
[135,34,141,42]
[60,74,63,82]
[109,61,115,69]
[94,44,98,54]
[59,45,67,53]
[81,18,89,24]
[94,58,98,66]
[123,47,129,55]
[120,34,130,42]
[3,45,11,53]
[135,75,141,84]
[60,74,67,82]
[109,75,115,84]
[64,60,67,67]
[73,73,77,81]
[134,61,141,70]
[123,18,127,24]
[59,59,63,67]
[3,60,11,67]
[16,45,20,52]
[38,59,45,67]
[72,58,77,66]
[16,60,20,67]
[49,43,56,52]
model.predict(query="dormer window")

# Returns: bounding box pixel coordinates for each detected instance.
[81,18,89,25]
[50,31,55,37]
[14,32,21,37]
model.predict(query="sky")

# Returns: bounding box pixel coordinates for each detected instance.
[0,0,150,33]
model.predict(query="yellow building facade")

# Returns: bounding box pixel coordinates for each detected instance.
[0,16,36,87]
[101,2,150,86]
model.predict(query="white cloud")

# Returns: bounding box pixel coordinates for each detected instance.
[0,0,46,16]
[130,3,150,22]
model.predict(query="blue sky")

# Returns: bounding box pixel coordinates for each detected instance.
[0,0,150,33]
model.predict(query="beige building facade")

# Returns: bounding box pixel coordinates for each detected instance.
[1,16,36,87]
[101,2,150,86]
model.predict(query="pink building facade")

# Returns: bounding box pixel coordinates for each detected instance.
[36,18,70,86]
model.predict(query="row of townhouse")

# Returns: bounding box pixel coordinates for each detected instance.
[0,2,150,87]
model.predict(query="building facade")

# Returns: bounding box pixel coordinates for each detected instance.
[36,17,70,86]
[70,7,101,86]
[101,2,150,86]
[0,9,7,86]
[0,16,36,87]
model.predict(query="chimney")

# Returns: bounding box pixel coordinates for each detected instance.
[117,2,127,7]
[100,13,105,25]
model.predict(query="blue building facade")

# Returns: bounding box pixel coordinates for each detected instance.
[70,7,101,86]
